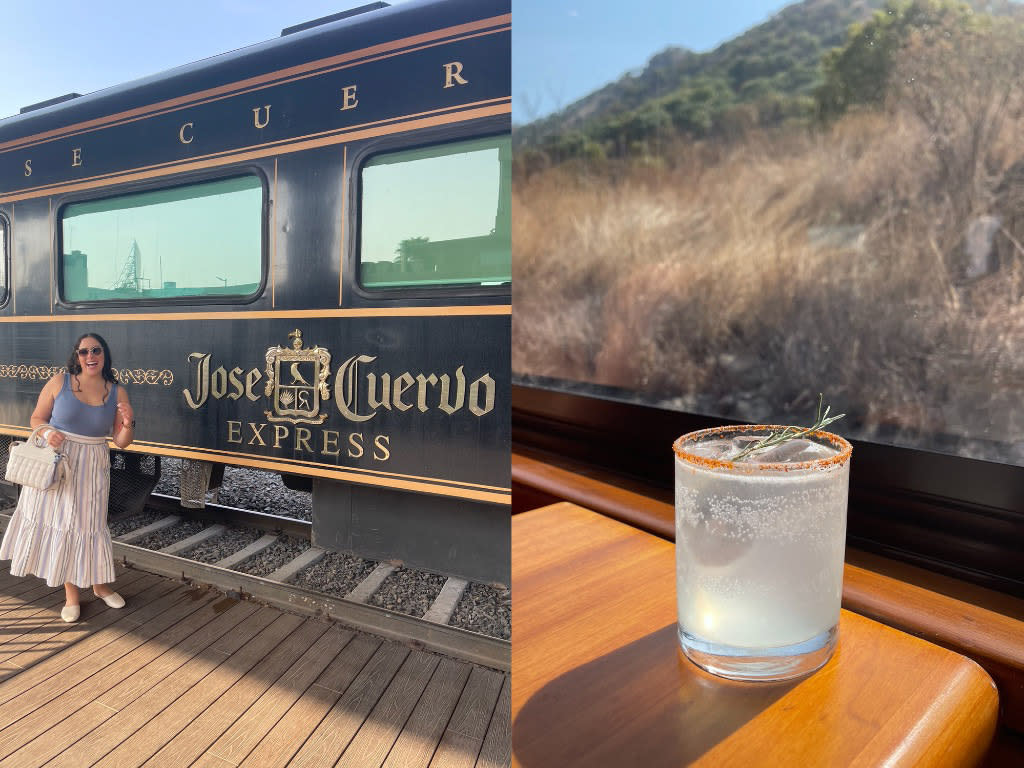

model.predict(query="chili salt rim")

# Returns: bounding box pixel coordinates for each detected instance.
[672,424,852,473]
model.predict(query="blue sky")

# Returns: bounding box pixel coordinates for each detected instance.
[0,0,413,121]
[2,1,794,124]
[513,0,790,123]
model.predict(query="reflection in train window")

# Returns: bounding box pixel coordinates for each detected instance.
[359,135,511,289]
[60,175,263,303]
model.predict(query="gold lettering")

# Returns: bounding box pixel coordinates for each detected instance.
[443,61,468,88]
[469,373,496,416]
[334,354,376,422]
[392,373,415,412]
[322,430,340,457]
[245,368,262,401]
[227,421,242,443]
[340,85,358,111]
[373,435,391,461]
[416,374,438,412]
[179,122,194,144]
[23,159,31,177]
[295,427,313,453]
[438,366,466,415]
[210,366,227,399]
[227,367,244,400]
[348,432,364,458]
[248,422,267,446]
[183,353,210,409]
[71,148,82,167]
[273,424,289,448]
[367,373,391,412]
[252,104,271,129]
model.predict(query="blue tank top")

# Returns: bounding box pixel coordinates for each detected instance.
[50,373,119,437]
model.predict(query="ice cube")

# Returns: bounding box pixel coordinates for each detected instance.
[742,438,817,464]
[729,436,762,455]
[688,438,734,460]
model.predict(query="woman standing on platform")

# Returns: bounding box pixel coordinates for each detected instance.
[0,332,135,622]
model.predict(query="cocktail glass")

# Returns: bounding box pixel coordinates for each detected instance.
[673,425,852,682]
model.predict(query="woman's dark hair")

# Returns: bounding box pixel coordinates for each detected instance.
[66,332,116,383]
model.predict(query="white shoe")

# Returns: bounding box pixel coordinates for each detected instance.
[61,604,80,622]
[94,590,125,609]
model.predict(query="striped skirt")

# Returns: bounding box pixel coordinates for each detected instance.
[0,432,115,588]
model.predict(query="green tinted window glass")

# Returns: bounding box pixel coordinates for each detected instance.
[360,135,511,289]
[61,175,263,302]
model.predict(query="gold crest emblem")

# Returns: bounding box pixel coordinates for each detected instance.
[264,329,331,424]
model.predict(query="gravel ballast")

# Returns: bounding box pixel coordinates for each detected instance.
[451,583,511,640]
[154,459,312,521]
[108,509,166,539]
[233,534,310,577]
[369,568,447,618]
[178,527,264,564]
[116,458,513,640]
[290,551,378,598]
[131,520,207,551]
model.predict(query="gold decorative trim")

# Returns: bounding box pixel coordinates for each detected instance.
[272,157,278,308]
[0,422,510,504]
[0,101,510,205]
[0,306,510,323]
[10,204,15,314]
[0,16,510,155]
[0,364,62,380]
[0,365,174,385]
[114,368,174,386]
[339,146,348,306]
[262,329,331,424]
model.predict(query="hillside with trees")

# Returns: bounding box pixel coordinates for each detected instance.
[514,0,1024,169]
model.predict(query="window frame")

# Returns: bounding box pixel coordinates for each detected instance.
[351,123,511,302]
[0,212,9,308]
[513,378,1024,597]
[54,166,270,309]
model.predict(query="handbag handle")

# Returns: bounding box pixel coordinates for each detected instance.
[27,424,57,449]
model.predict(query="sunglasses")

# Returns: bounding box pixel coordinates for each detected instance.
[77,346,103,357]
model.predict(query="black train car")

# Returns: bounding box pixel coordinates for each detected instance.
[0,0,511,583]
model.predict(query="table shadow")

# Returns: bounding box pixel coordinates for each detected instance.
[513,624,799,768]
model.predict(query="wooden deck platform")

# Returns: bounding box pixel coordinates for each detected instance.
[0,565,509,768]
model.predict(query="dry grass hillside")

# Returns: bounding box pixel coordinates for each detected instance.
[513,107,1024,462]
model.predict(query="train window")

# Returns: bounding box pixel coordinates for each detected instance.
[0,218,7,304]
[60,175,263,303]
[513,3,1024,471]
[359,135,511,289]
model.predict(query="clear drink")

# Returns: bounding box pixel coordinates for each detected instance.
[673,426,851,681]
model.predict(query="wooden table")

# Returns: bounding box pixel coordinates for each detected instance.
[512,502,999,768]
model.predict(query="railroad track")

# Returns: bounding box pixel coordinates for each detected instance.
[0,492,509,672]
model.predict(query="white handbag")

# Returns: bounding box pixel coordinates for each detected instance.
[5,425,67,490]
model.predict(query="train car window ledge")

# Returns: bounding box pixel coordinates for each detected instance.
[512,380,1024,598]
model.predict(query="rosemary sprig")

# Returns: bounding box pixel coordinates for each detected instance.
[730,394,845,462]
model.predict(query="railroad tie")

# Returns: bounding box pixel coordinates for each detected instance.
[347,563,398,604]
[115,515,182,544]
[422,577,469,625]
[266,546,327,582]
[214,533,280,569]
[159,524,227,556]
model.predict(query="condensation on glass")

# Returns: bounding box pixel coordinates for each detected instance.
[60,175,263,303]
[359,135,511,289]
